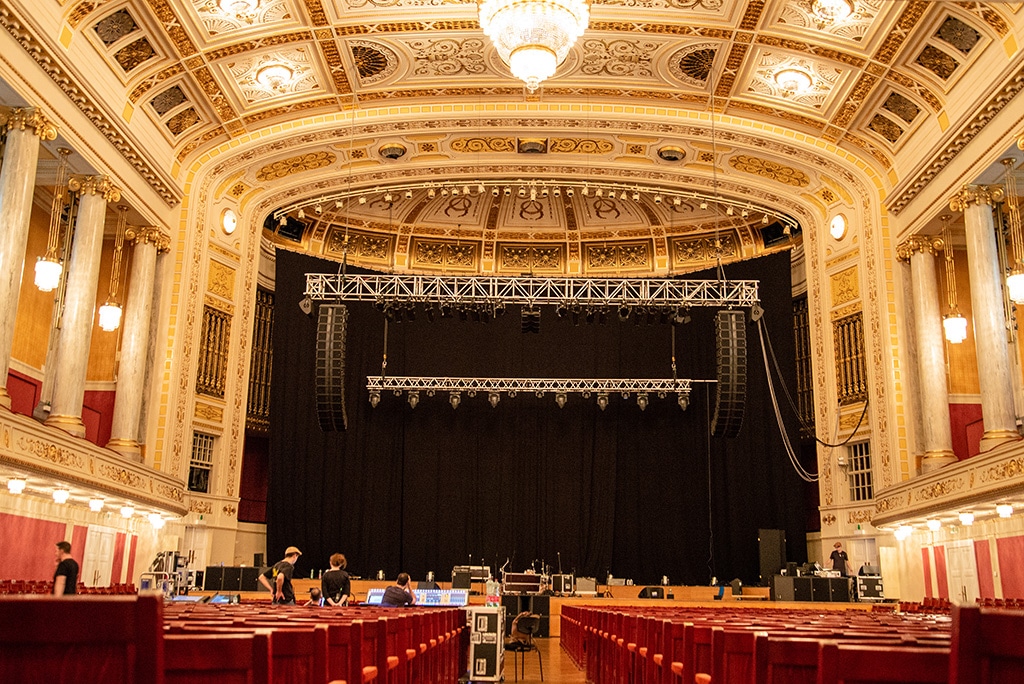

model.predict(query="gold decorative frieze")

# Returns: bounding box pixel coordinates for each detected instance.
[671,234,738,264]
[550,138,614,154]
[895,235,943,262]
[154,483,185,503]
[830,266,859,306]
[410,239,477,270]
[831,302,861,321]
[874,494,905,515]
[0,107,58,140]
[195,402,224,423]
[207,260,236,300]
[98,463,146,490]
[950,184,1006,211]
[498,244,564,272]
[451,137,516,153]
[839,409,868,430]
[729,155,809,187]
[189,498,213,514]
[204,294,234,316]
[586,242,652,271]
[915,476,965,501]
[978,456,1024,484]
[68,175,121,203]
[580,38,657,78]
[847,510,872,524]
[17,436,84,469]
[256,151,336,181]
[325,230,392,262]
[407,37,486,76]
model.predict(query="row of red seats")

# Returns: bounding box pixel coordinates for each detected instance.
[562,603,1023,684]
[0,579,136,595]
[0,593,465,684]
[975,596,1024,609]
[896,597,953,614]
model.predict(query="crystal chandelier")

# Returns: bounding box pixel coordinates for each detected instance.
[940,214,968,344]
[478,0,590,92]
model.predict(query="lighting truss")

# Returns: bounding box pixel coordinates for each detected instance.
[307,274,759,307]
[367,376,706,410]
[273,179,799,233]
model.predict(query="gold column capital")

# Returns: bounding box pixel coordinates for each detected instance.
[125,226,171,253]
[896,235,944,262]
[0,106,58,141]
[68,175,121,203]
[950,184,1005,211]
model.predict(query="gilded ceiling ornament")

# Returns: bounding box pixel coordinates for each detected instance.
[729,155,810,187]
[93,8,137,45]
[350,41,399,83]
[451,137,517,153]
[231,48,319,103]
[668,43,717,86]
[776,0,877,42]
[255,151,336,181]
[519,200,545,221]
[867,114,903,144]
[549,138,614,154]
[949,184,1005,211]
[672,235,738,263]
[407,38,486,76]
[580,39,658,78]
[881,91,920,124]
[166,107,202,136]
[150,85,187,116]
[114,38,156,72]
[601,0,722,8]
[194,0,292,37]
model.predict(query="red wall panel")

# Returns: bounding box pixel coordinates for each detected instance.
[996,535,1024,598]
[82,389,115,447]
[6,370,40,417]
[975,539,994,598]
[110,532,126,585]
[948,403,983,460]
[0,513,68,580]
[125,535,137,585]
[922,547,933,598]
[933,545,949,599]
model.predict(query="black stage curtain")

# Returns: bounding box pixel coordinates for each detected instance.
[268,250,806,585]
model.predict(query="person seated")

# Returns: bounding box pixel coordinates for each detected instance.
[303,587,324,607]
[380,572,417,607]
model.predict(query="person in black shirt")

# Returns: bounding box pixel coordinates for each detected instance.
[259,546,301,604]
[321,553,351,606]
[380,572,417,607]
[53,541,78,595]
[830,541,850,576]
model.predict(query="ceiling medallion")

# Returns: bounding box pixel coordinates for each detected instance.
[774,67,813,97]
[219,0,259,13]
[255,63,293,91]
[811,0,854,26]
[479,0,590,92]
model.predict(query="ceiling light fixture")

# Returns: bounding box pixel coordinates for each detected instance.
[479,0,590,92]
[219,0,259,13]
[89,498,104,512]
[998,503,1013,518]
[774,67,813,96]
[940,214,968,344]
[7,478,26,494]
[256,63,293,91]
[926,518,942,532]
[98,205,128,332]
[894,525,913,541]
[52,488,70,504]
[120,505,134,518]
[35,147,72,292]
[958,511,975,526]
[1001,159,1024,303]
[811,0,854,25]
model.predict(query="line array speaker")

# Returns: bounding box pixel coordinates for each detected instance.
[315,304,349,431]
[710,309,747,438]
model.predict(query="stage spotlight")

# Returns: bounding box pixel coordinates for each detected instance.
[315,204,322,214]
[654,195,662,204]
[428,188,436,198]
[726,206,734,215]
[278,215,287,226]
[585,309,595,324]
[673,197,681,206]
[596,393,609,411]
[458,307,468,322]
[369,390,381,408]
[762,214,770,224]
[617,304,631,321]
[553,187,561,197]
[555,304,569,318]
[477,184,485,193]
[359,196,367,204]
[518,187,526,197]
[637,393,649,411]
[405,190,413,199]
[408,391,420,409]
[678,393,690,410]
[405,304,416,322]
[581,186,589,196]
[504,187,512,196]
[488,392,501,408]
[297,209,306,219]
[449,392,461,409]
[555,392,567,409]
[566,187,575,197]
[492,187,500,196]
[426,305,436,323]
[451,187,459,196]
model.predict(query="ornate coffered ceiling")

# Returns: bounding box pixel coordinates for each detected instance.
[2,0,1019,271]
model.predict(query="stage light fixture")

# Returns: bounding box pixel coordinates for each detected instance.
[566,187,574,197]
[617,304,631,321]
[654,195,662,204]
[278,215,287,226]
[998,504,1013,518]
[449,392,461,409]
[492,187,500,196]
[405,190,413,199]
[762,214,770,224]
[677,394,690,410]
[637,393,649,411]
[518,187,526,197]
[699,201,707,209]
[555,392,567,408]
[358,196,367,204]
[489,392,501,408]
[369,390,381,408]
[315,204,322,215]
[504,187,511,196]
[120,505,134,518]
[597,393,609,411]
[926,519,941,532]
[673,197,681,206]
[894,525,912,541]
[408,391,420,409]
[958,511,974,526]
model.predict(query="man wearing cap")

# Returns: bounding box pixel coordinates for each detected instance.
[259,546,301,604]
[830,541,849,576]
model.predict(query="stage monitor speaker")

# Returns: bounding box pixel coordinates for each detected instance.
[241,566,262,592]
[792,577,813,601]
[417,581,439,590]
[638,586,665,599]
[452,570,472,590]
[315,304,349,432]
[830,578,852,602]
[758,528,787,585]
[711,310,747,438]
[203,566,224,591]
[811,577,832,602]
[552,574,574,594]
[221,566,243,592]
[253,553,264,568]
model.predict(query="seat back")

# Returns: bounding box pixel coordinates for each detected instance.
[817,642,949,684]
[951,605,1024,684]
[164,632,272,684]
[0,594,163,684]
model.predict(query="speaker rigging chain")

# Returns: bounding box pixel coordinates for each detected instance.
[759,317,870,449]
[381,319,389,378]
[756,318,818,482]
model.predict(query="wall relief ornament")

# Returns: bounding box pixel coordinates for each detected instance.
[68,175,121,203]
[256,151,336,181]
[451,137,516,153]
[189,498,213,514]
[580,38,658,78]
[407,37,486,76]
[915,476,964,501]
[17,437,84,469]
[729,155,810,187]
[829,266,859,306]
[949,184,1005,211]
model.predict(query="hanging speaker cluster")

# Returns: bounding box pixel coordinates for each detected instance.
[710,310,747,438]
[315,304,349,431]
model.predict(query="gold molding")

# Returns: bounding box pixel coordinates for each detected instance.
[0,106,57,140]
[830,266,859,307]
[68,175,121,203]
[125,226,171,253]
[895,235,943,262]
[950,184,1005,211]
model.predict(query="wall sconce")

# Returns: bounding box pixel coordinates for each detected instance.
[98,206,128,332]
[940,215,968,343]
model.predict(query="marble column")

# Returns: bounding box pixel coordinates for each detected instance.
[897,236,956,472]
[950,185,1020,449]
[107,227,169,460]
[45,176,120,437]
[0,107,57,408]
